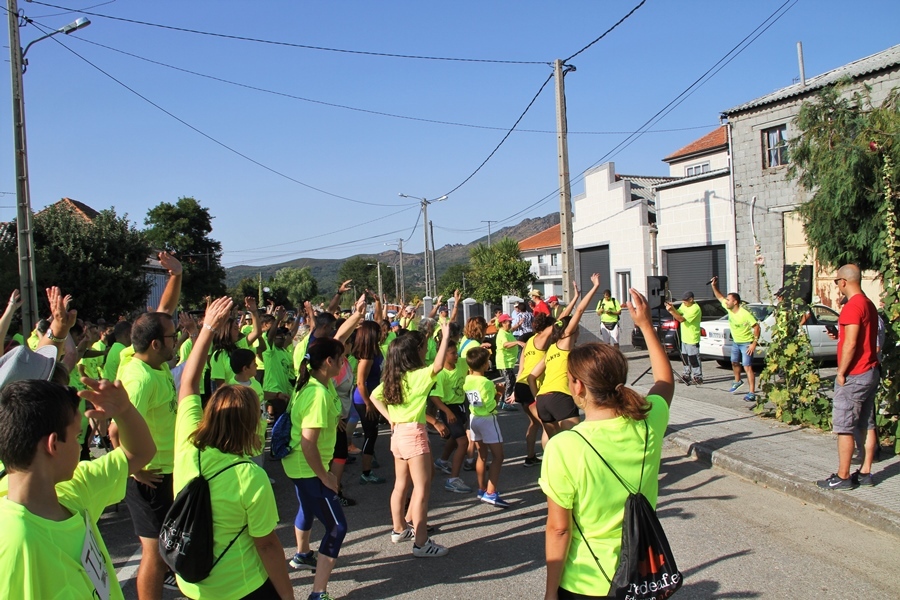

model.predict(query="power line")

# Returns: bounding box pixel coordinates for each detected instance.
[564,0,647,62]
[28,20,417,209]
[223,229,410,267]
[29,1,550,65]
[29,0,117,19]
[74,36,717,136]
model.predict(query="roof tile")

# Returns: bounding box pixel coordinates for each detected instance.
[518,223,560,251]
[663,126,727,162]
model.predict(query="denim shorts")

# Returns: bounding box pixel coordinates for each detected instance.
[730,341,753,367]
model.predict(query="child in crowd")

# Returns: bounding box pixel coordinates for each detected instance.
[432,336,473,494]
[370,326,452,558]
[261,325,295,419]
[228,348,268,471]
[464,347,511,508]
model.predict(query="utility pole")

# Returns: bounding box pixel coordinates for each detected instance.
[376,261,383,300]
[481,220,498,247]
[429,220,437,295]
[398,237,405,303]
[399,194,447,299]
[554,58,577,304]
[257,272,263,306]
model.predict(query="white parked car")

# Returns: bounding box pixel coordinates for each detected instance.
[699,303,840,366]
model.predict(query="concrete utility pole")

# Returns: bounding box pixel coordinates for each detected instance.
[399,194,447,298]
[481,220,498,247]
[398,238,405,303]
[429,220,437,295]
[554,58,576,304]
[368,261,384,300]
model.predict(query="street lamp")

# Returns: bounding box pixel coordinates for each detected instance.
[7,5,91,331]
[398,193,447,298]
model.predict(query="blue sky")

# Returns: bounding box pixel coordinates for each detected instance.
[1,0,898,268]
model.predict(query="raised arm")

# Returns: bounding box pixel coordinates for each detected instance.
[449,289,461,324]
[710,275,725,301]
[563,274,601,339]
[335,294,366,344]
[327,279,352,314]
[559,280,581,320]
[431,320,452,377]
[628,288,674,404]
[180,296,234,401]
[244,297,262,344]
[428,295,443,319]
[0,290,22,358]
[155,252,183,316]
[37,287,76,354]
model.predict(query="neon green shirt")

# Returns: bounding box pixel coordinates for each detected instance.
[676,302,702,345]
[211,337,250,383]
[230,377,267,455]
[596,298,621,324]
[464,374,497,416]
[263,346,295,396]
[539,395,669,596]
[119,358,177,473]
[103,342,127,380]
[720,300,758,344]
[433,367,465,405]
[173,394,277,599]
[380,331,397,360]
[26,332,39,350]
[516,336,546,385]
[114,345,136,380]
[0,449,129,599]
[282,378,341,479]
[80,340,106,380]
[12,332,24,346]
[455,337,479,380]
[371,367,437,424]
[292,334,311,374]
[425,336,438,366]
[495,328,518,370]
[538,343,570,396]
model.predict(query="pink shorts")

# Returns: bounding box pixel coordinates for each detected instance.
[390,422,431,460]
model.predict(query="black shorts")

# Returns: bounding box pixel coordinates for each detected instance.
[536,392,579,423]
[125,473,174,538]
[438,403,469,439]
[514,382,535,406]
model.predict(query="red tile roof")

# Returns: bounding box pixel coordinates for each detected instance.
[518,223,560,251]
[37,197,100,221]
[663,126,727,162]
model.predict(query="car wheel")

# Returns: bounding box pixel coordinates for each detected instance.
[716,359,731,369]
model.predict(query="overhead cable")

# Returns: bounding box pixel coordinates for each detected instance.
[564,0,648,62]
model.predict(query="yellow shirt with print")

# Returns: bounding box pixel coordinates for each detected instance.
[371,367,437,424]
[119,358,177,473]
[538,343,570,396]
[464,374,498,417]
[433,367,465,406]
[516,336,546,386]
[720,300,758,344]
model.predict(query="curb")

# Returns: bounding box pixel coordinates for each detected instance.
[665,431,900,540]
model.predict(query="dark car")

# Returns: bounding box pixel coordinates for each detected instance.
[630,298,727,356]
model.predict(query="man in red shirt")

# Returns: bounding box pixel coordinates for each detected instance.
[817,264,880,491]
[530,290,551,317]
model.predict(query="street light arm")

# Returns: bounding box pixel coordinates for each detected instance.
[22,17,90,58]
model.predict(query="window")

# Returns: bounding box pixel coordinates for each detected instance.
[537,254,545,264]
[762,125,789,168]
[550,253,558,266]
[685,162,710,177]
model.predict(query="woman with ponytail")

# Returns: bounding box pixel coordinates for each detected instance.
[539,289,674,600]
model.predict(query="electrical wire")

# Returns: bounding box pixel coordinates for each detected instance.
[564,0,647,62]
[28,1,550,65]
[223,229,411,267]
[73,35,717,136]
[29,0,116,19]
[26,19,417,209]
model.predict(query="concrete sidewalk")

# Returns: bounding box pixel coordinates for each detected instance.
[630,382,900,538]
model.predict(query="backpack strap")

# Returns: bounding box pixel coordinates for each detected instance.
[571,515,612,585]
[198,453,254,571]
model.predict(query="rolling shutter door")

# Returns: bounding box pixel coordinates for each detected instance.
[577,245,610,296]
[665,245,727,300]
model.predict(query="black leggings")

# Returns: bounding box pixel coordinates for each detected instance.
[333,419,348,461]
[353,402,379,456]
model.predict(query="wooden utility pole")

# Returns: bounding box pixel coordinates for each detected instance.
[554,58,576,303]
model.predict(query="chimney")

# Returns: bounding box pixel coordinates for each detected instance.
[797,41,806,87]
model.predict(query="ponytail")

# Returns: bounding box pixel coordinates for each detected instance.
[568,343,650,421]
[298,338,344,390]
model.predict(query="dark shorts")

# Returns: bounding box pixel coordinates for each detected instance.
[536,392,579,423]
[514,382,535,406]
[241,578,279,600]
[125,473,174,538]
[558,587,603,600]
[832,367,880,434]
[438,403,469,439]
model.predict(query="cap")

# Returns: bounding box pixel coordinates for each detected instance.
[681,291,694,301]
[529,290,543,297]
[0,345,59,390]
[390,321,400,328]
[548,296,559,303]
[497,314,512,323]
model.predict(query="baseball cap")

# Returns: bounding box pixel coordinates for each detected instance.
[681,291,694,300]
[497,314,512,323]
[0,345,59,390]
[548,296,559,303]
[390,321,400,328]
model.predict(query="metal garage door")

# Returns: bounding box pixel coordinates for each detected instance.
[665,245,727,301]
[577,245,610,297]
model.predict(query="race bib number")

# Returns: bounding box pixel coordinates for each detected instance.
[81,511,111,600]
[465,390,484,407]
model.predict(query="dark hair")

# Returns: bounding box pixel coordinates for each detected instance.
[463,317,487,342]
[212,317,240,361]
[465,347,490,372]
[352,321,382,361]
[603,289,612,296]
[260,314,276,327]
[0,380,80,471]
[548,315,572,345]
[35,319,50,335]
[314,312,337,334]
[379,320,391,344]
[381,331,426,406]
[727,292,741,304]
[532,313,553,333]
[568,343,650,420]
[297,338,344,390]
[229,348,256,375]
[191,385,261,456]
[131,312,173,353]
[110,320,132,344]
[436,322,461,346]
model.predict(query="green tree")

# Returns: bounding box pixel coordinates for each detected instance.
[437,262,472,298]
[270,267,318,306]
[145,197,226,308]
[467,238,533,304]
[228,276,259,304]
[0,204,152,320]
[336,256,395,299]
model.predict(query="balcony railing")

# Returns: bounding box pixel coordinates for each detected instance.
[538,264,562,277]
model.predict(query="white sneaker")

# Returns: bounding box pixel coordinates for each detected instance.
[412,538,449,558]
[390,527,415,543]
[444,477,472,493]
[433,458,452,475]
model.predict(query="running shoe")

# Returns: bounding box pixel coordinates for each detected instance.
[692,377,703,385]
[337,492,356,507]
[433,458,452,474]
[679,373,692,385]
[816,473,857,491]
[307,592,335,600]
[359,472,386,484]
[412,538,449,558]
[743,392,757,403]
[162,571,178,591]
[523,456,542,468]
[391,527,415,543]
[481,491,511,508]
[729,381,745,394]
[476,489,486,500]
[290,551,318,571]
[407,521,435,533]
[852,470,875,487]
[445,477,472,493]
[462,458,476,471]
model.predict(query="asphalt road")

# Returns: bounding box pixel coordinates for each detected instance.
[101,385,893,600]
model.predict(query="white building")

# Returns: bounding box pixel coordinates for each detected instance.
[653,126,737,298]
[518,224,562,297]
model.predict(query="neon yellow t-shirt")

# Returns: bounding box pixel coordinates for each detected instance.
[173,394,277,599]
[119,358,177,473]
[720,300,758,344]
[102,342,127,381]
[676,302,702,345]
[425,336,438,366]
[371,367,437,424]
[380,331,397,360]
[516,336,546,386]
[293,334,311,374]
[538,343,570,396]
[114,345,136,380]
[0,449,129,599]
[596,298,621,324]
[80,340,106,380]
[282,378,341,480]
[433,367,465,405]
[211,337,251,383]
[263,346,295,396]
[26,332,39,350]
[539,395,669,596]
[455,337,479,379]
[230,378,267,455]
[464,374,497,417]
[495,328,518,370]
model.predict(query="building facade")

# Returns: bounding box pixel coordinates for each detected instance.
[518,223,562,297]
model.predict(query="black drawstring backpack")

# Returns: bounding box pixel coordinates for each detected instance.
[569,422,683,600]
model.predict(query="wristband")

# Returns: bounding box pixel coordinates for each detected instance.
[46,331,66,343]
[203,324,215,332]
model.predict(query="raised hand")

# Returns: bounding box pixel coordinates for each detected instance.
[339,279,353,294]
[46,287,76,329]
[204,296,234,331]
[244,296,258,312]
[6,289,22,312]
[79,378,133,419]
[354,293,366,314]
[178,311,198,336]
[590,273,600,287]
[158,251,183,276]
[571,280,579,295]
[627,288,651,330]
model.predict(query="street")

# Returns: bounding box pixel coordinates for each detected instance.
[99,378,897,599]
